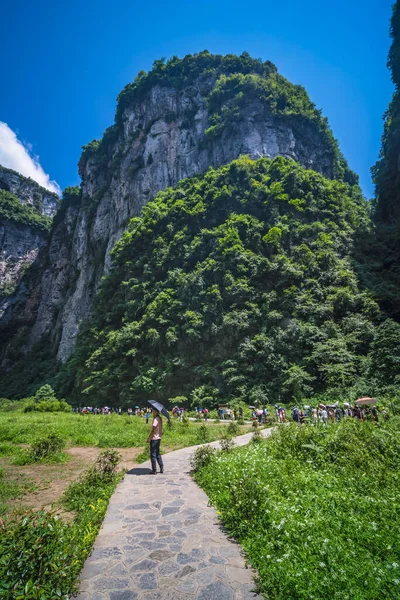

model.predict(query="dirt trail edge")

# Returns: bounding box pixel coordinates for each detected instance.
[76,427,276,600]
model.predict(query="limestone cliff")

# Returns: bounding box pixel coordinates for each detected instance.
[0,166,59,217]
[0,167,59,302]
[0,52,356,391]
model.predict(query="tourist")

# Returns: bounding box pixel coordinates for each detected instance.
[321,408,328,424]
[239,407,243,419]
[145,410,150,424]
[146,408,164,475]
[203,408,209,421]
[372,405,379,422]
[312,407,318,423]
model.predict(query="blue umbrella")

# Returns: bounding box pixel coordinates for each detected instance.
[147,399,170,419]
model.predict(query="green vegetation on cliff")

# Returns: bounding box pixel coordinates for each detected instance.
[56,155,396,407]
[80,51,355,184]
[0,189,52,232]
[357,2,400,320]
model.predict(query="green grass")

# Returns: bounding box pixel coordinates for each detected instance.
[0,468,37,517]
[0,452,122,599]
[0,411,249,449]
[195,418,400,600]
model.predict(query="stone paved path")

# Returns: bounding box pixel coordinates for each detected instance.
[76,427,276,600]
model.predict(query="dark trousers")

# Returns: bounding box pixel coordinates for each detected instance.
[150,439,164,471]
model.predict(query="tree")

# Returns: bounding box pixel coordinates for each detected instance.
[282,365,315,402]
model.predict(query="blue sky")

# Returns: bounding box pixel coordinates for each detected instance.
[0,0,394,197]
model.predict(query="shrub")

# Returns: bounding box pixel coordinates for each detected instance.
[29,433,65,461]
[227,421,239,436]
[196,422,210,443]
[252,428,263,443]
[220,434,235,452]
[237,417,245,425]
[90,449,121,482]
[190,445,216,472]
[0,511,75,599]
[34,384,57,402]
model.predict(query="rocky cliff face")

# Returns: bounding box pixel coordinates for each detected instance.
[0,167,59,305]
[0,62,343,374]
[0,166,59,217]
[0,222,47,300]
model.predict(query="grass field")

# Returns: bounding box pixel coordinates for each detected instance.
[0,411,251,520]
[195,418,400,599]
[0,411,247,447]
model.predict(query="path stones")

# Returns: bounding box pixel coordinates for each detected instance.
[76,428,274,599]
[129,559,158,572]
[149,549,176,562]
[137,573,157,590]
[161,506,180,516]
[197,581,234,600]
[110,592,138,600]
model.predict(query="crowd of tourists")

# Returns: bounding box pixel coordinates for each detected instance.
[73,402,390,425]
[292,404,389,424]
[74,406,153,418]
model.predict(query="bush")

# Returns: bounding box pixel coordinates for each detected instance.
[196,422,210,443]
[252,428,263,444]
[190,445,216,472]
[89,449,121,482]
[0,511,75,599]
[237,417,245,425]
[34,384,57,402]
[29,433,65,461]
[227,421,239,436]
[220,434,235,452]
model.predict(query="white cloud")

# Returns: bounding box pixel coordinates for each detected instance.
[0,122,61,195]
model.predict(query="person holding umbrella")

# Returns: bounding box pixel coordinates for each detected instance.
[146,400,169,475]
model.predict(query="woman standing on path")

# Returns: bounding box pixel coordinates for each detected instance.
[146,408,164,474]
